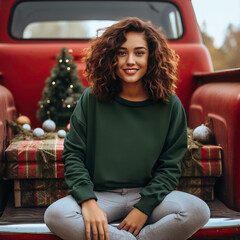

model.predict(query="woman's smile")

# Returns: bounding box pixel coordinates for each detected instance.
[123,68,139,75]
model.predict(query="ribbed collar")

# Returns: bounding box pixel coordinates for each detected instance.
[114,95,152,107]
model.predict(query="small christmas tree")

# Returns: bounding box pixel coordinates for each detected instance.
[37,47,85,126]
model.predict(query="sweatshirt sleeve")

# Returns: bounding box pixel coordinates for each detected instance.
[134,97,187,216]
[63,89,97,205]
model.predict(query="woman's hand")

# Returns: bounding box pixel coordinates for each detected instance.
[117,208,148,237]
[81,199,109,240]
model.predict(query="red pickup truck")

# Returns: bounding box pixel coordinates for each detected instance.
[0,0,240,239]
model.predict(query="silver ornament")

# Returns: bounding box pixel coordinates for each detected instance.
[64,96,74,105]
[67,88,73,95]
[33,128,45,137]
[42,119,56,132]
[22,123,31,130]
[58,130,66,138]
[193,124,212,144]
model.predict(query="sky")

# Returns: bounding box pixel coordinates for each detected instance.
[192,0,240,48]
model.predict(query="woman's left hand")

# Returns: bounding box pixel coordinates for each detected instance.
[117,208,148,237]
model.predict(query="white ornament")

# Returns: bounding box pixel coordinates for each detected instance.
[33,128,45,137]
[42,119,56,132]
[22,123,31,130]
[58,130,66,138]
[193,124,212,144]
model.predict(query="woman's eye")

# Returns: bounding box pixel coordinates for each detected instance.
[136,51,145,56]
[117,51,126,56]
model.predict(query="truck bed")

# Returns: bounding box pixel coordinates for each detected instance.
[1,196,240,224]
[1,196,240,239]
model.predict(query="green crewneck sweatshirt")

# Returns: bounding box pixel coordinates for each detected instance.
[63,87,187,216]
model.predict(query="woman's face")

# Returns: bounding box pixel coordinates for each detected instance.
[116,32,149,86]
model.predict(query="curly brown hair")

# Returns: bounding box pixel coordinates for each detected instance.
[84,17,179,103]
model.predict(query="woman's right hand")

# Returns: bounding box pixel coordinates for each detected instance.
[81,199,109,240]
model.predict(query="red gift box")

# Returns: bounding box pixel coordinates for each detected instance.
[181,145,222,177]
[6,162,64,179]
[5,140,222,179]
[4,139,64,179]
[177,177,216,201]
[5,139,63,162]
[14,179,67,207]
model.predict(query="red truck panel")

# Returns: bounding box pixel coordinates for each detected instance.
[0,0,213,128]
[0,84,16,210]
[0,234,61,240]
[1,1,239,239]
[1,226,240,240]
[188,82,240,211]
[0,42,212,128]
[0,84,16,163]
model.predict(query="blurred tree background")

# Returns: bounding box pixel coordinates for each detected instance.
[201,23,240,70]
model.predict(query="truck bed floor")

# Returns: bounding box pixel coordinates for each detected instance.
[1,197,240,225]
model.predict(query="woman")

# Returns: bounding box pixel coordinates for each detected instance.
[44,17,210,240]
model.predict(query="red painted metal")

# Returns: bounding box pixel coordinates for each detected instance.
[0,234,62,240]
[1,227,240,240]
[0,84,16,210]
[0,0,213,128]
[1,0,240,239]
[190,69,240,211]
[0,43,89,128]
[188,82,240,211]
[0,84,16,160]
[194,68,240,85]
[190,227,240,239]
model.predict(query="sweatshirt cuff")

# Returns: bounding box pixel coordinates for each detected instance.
[70,184,97,205]
[134,196,159,216]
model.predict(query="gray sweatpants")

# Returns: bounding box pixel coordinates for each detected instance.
[44,188,210,240]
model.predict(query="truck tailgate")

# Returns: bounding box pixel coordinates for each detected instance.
[1,198,240,239]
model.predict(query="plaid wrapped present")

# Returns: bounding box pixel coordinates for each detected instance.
[5,134,222,203]
[14,179,67,207]
[4,139,64,179]
[181,145,222,177]
[15,177,216,207]
[6,162,64,179]
[4,135,222,179]
[177,177,216,201]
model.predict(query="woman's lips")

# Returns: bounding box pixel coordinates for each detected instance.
[123,69,138,75]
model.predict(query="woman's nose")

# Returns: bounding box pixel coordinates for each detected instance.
[127,53,135,65]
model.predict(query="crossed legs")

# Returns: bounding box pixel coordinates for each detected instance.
[44,189,210,240]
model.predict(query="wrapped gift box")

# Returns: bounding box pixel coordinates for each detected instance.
[5,137,222,205]
[5,139,63,162]
[6,162,64,179]
[181,145,222,177]
[5,139,222,179]
[4,139,64,179]
[177,177,216,201]
[14,179,67,207]
[15,177,216,207]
